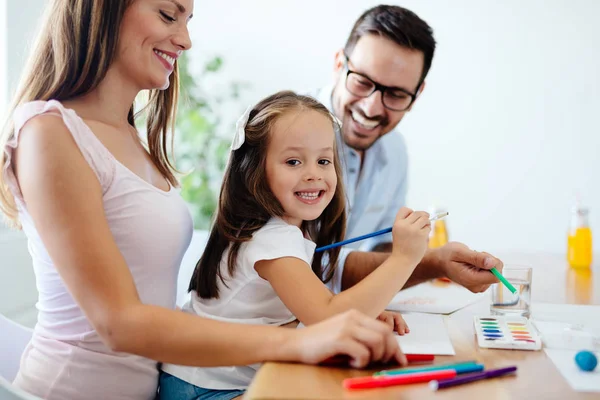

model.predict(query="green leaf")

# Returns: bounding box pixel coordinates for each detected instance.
[172,53,249,229]
[205,57,223,73]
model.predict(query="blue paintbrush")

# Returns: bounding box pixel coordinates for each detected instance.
[315,212,449,252]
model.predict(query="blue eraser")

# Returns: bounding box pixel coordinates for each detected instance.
[574,350,598,372]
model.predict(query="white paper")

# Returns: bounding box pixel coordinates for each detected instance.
[395,312,455,355]
[386,280,486,314]
[533,320,600,351]
[529,304,600,392]
[531,304,600,332]
[544,349,600,392]
[531,304,600,351]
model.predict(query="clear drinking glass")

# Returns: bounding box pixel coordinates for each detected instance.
[490,266,532,317]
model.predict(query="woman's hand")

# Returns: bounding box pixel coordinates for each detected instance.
[289,310,407,368]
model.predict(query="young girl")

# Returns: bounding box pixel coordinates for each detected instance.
[159,91,431,399]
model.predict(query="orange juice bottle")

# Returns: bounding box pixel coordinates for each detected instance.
[567,201,592,269]
[428,206,448,249]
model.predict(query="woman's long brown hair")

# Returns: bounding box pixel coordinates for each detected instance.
[0,0,181,228]
[189,91,347,299]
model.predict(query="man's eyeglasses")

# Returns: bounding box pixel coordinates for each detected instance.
[343,55,418,112]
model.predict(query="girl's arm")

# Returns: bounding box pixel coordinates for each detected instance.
[255,256,407,325]
[254,208,430,325]
[14,116,404,367]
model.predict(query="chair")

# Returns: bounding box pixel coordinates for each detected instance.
[0,314,33,382]
[0,376,43,400]
[176,230,209,307]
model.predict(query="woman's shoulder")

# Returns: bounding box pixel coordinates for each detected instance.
[15,99,68,120]
[15,105,79,153]
[13,100,81,140]
[12,99,115,192]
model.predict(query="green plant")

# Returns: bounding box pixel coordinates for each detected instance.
[174,53,247,229]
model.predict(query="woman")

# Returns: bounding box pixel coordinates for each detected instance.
[0,1,404,399]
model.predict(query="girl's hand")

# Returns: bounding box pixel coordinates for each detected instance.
[377,311,410,335]
[290,310,407,368]
[390,207,431,267]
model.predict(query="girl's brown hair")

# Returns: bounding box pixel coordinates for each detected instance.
[189,91,346,299]
[0,0,181,228]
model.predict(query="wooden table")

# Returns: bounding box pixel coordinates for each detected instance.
[246,252,599,399]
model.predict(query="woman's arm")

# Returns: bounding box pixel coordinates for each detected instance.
[14,116,404,367]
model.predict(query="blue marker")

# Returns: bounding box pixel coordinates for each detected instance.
[375,361,483,377]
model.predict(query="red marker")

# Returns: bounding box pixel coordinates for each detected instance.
[344,369,457,390]
[321,353,434,367]
[405,354,435,362]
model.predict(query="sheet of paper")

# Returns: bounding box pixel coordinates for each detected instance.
[531,304,600,332]
[386,280,486,314]
[533,320,600,351]
[544,349,600,392]
[531,303,600,351]
[395,312,455,355]
[530,304,600,392]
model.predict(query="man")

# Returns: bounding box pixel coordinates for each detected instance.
[313,5,503,293]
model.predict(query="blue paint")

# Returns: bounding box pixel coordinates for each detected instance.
[575,351,598,372]
[483,334,503,338]
[483,329,501,333]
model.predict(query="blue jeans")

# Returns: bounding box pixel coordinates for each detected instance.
[158,371,245,400]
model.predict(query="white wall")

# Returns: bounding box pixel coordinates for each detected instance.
[0,0,45,326]
[190,0,600,254]
[0,1,6,118]
[5,0,45,98]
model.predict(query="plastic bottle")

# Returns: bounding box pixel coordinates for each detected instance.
[428,206,449,249]
[567,198,592,269]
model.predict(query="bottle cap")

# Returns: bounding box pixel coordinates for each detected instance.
[571,193,589,215]
[429,203,447,215]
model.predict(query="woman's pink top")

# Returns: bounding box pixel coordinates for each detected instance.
[2,100,193,400]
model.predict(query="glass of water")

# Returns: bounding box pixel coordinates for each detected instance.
[490,266,532,317]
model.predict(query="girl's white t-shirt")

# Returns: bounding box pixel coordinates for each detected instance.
[162,217,316,390]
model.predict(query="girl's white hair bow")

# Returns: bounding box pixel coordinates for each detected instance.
[231,105,253,151]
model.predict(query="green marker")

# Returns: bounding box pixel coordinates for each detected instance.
[490,267,517,294]
[374,361,481,377]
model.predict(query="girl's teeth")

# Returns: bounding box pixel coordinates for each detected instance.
[297,192,320,200]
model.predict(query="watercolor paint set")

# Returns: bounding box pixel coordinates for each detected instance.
[473,316,542,351]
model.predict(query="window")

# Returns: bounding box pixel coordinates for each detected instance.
[0,1,7,119]
[0,2,6,234]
